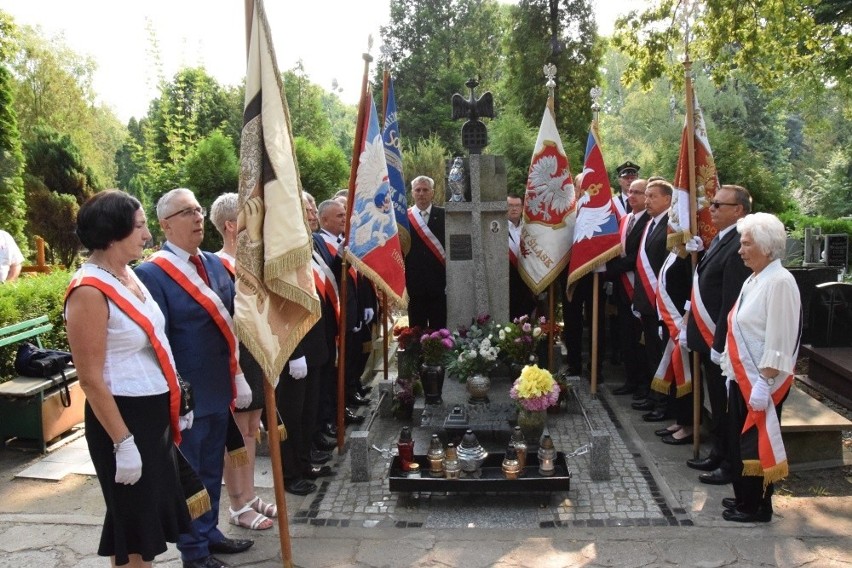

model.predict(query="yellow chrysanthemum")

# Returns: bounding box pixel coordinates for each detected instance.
[516,365,555,398]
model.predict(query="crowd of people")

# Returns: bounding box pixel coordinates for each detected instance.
[58,161,802,565]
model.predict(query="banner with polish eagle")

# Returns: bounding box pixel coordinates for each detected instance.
[344,92,407,306]
[382,74,410,255]
[518,102,577,295]
[669,90,720,249]
[566,124,623,287]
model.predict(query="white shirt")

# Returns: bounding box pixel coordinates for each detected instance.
[721,259,801,378]
[507,220,522,243]
[0,230,23,282]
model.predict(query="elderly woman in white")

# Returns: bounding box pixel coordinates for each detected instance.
[720,212,801,523]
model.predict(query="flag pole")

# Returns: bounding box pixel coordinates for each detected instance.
[588,90,603,397]
[684,50,702,459]
[244,1,292,564]
[547,283,555,371]
[337,43,373,450]
[380,69,391,384]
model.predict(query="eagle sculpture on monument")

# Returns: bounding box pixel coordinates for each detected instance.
[451,78,494,154]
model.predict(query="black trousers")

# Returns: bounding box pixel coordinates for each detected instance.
[639,314,664,396]
[276,367,313,480]
[562,273,606,373]
[728,381,786,512]
[617,296,649,388]
[700,351,730,469]
[408,293,447,330]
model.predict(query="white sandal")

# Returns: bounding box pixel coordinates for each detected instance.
[229,504,273,530]
[246,495,277,518]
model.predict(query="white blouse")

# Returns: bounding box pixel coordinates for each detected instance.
[721,259,801,378]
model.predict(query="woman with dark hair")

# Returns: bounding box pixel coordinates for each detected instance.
[720,212,801,523]
[66,190,193,566]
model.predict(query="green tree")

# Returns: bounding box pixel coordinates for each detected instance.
[487,106,537,195]
[294,137,349,203]
[402,135,449,204]
[0,11,27,249]
[322,90,357,158]
[612,0,852,93]
[502,0,603,151]
[284,61,333,146]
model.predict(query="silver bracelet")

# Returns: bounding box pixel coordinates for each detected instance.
[113,432,133,454]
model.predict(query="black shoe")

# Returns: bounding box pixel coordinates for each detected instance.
[612,384,636,395]
[284,479,317,496]
[632,391,648,400]
[345,408,365,425]
[208,537,254,555]
[686,456,721,472]
[359,385,373,396]
[303,465,334,479]
[313,436,336,451]
[347,392,370,407]
[655,426,679,437]
[183,556,230,568]
[320,422,337,438]
[699,467,732,485]
[642,409,668,422]
[722,507,772,523]
[661,433,693,445]
[310,449,332,464]
[721,497,738,510]
[632,400,655,411]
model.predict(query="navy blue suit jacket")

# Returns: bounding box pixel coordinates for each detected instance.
[135,246,235,417]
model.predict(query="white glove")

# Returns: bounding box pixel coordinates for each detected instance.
[352,321,363,333]
[178,411,194,431]
[710,348,722,366]
[658,325,664,340]
[631,304,641,319]
[114,435,142,485]
[685,235,705,253]
[363,308,375,324]
[234,372,252,409]
[749,378,771,411]
[678,329,688,348]
[289,356,308,380]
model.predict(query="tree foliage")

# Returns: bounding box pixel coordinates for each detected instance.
[502,0,603,150]
[612,0,852,94]
[284,61,333,146]
[294,137,349,203]
[402,135,449,204]
[487,106,537,195]
[0,11,27,250]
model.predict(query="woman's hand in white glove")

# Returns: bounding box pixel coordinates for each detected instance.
[234,372,252,409]
[114,434,142,485]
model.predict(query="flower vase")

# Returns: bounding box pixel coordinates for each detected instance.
[393,400,415,421]
[420,363,445,405]
[516,408,546,449]
[397,346,420,380]
[466,373,491,404]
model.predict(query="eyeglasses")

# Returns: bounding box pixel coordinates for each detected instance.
[710,201,739,209]
[165,206,206,220]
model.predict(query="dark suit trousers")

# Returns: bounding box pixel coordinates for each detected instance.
[562,274,606,372]
[408,293,447,330]
[639,314,664,396]
[728,381,786,512]
[316,360,338,427]
[277,369,309,480]
[700,351,730,467]
[618,296,648,388]
[177,410,229,561]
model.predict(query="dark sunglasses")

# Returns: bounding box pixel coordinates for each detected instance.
[710,201,738,209]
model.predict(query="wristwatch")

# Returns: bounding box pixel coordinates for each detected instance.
[760,374,775,386]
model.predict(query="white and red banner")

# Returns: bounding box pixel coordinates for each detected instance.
[518,103,577,294]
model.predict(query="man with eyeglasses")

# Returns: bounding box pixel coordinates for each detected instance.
[606,179,651,396]
[136,188,254,568]
[682,185,752,486]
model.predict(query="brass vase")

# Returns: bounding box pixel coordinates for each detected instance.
[466,373,491,404]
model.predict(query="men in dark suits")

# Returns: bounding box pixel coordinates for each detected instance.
[683,184,752,484]
[405,175,447,329]
[136,188,253,568]
[508,195,536,320]
[607,179,651,395]
[630,179,673,419]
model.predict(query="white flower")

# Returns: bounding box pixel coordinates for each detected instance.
[499,330,506,340]
[533,327,542,338]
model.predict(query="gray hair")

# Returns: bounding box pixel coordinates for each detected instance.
[737,212,787,260]
[333,189,348,199]
[209,193,238,237]
[411,176,434,190]
[156,188,195,220]
[302,191,316,206]
[318,199,342,217]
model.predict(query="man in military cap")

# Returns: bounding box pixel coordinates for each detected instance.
[613,161,640,217]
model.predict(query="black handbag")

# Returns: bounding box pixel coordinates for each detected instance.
[14,342,74,407]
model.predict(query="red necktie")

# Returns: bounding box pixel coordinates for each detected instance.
[189,255,210,286]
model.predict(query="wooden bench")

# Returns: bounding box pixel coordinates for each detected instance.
[0,316,83,452]
[781,384,851,466]
[798,345,852,410]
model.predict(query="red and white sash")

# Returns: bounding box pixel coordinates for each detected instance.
[312,250,340,321]
[215,251,235,277]
[408,208,445,266]
[618,213,636,301]
[149,251,238,399]
[650,253,691,397]
[689,269,715,348]
[508,230,519,268]
[635,219,658,305]
[725,297,793,485]
[66,266,183,444]
[319,232,358,283]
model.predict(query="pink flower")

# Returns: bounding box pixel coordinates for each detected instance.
[441,338,454,349]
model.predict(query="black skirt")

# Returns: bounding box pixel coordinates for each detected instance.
[86,392,191,565]
[237,345,266,412]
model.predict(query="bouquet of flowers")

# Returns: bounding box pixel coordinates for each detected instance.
[509,364,560,411]
[419,328,454,366]
[497,314,545,364]
[393,319,423,350]
[392,374,423,419]
[446,314,502,381]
